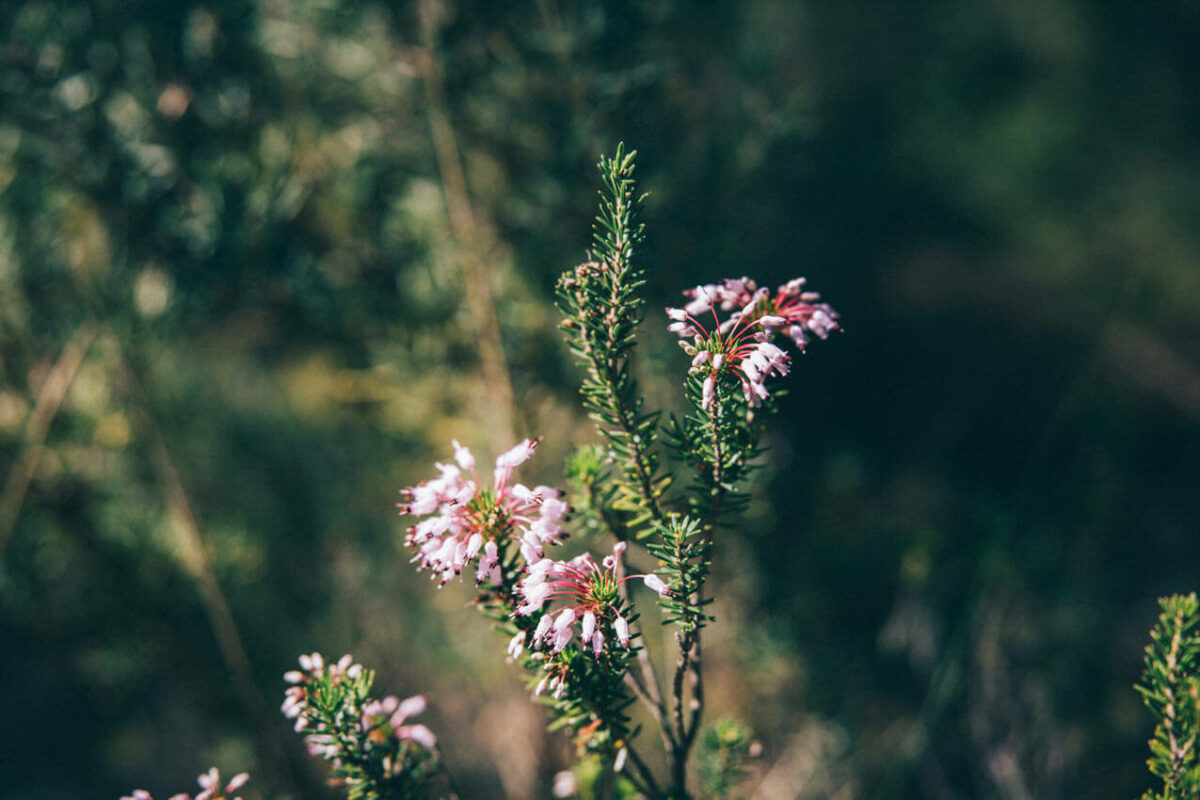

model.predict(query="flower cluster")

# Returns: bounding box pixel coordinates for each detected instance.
[515,542,671,659]
[121,768,248,800]
[667,306,791,409]
[681,276,840,351]
[397,438,569,585]
[668,275,839,409]
[282,652,442,794]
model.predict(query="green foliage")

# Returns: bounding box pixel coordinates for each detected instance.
[536,641,639,749]
[646,515,713,636]
[696,720,755,799]
[565,444,623,540]
[1137,593,1200,800]
[556,145,669,534]
[664,374,776,524]
[498,608,641,774]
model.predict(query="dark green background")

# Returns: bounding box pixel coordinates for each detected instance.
[1,1,1198,797]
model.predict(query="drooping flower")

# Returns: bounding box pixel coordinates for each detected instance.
[397,438,569,585]
[121,768,249,800]
[666,305,791,410]
[514,542,671,657]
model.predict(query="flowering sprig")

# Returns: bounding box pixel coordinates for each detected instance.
[659,276,837,794]
[282,652,446,800]
[121,769,249,800]
[397,438,568,585]
[555,144,669,532]
[397,441,667,796]
[398,434,661,790]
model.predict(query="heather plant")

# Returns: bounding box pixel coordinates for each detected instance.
[283,145,841,800]
[282,652,447,800]
[105,145,1199,800]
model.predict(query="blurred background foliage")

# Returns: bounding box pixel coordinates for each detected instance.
[1,0,1198,797]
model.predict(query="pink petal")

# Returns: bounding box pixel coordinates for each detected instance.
[398,723,438,750]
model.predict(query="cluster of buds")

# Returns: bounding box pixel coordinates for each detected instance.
[514,542,671,659]
[398,438,569,585]
[121,768,248,800]
[668,276,839,409]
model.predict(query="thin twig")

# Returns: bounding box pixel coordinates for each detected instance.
[568,266,666,528]
[0,321,98,556]
[685,392,730,745]
[113,353,262,716]
[620,739,665,800]
[416,0,518,451]
[671,393,726,783]
[599,273,665,527]
[613,544,676,756]
[109,341,299,793]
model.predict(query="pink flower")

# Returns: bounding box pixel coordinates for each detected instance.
[681,276,839,351]
[397,438,569,585]
[681,277,758,317]
[361,693,438,752]
[506,630,527,660]
[514,543,671,657]
[756,277,840,350]
[641,574,671,595]
[398,722,438,751]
